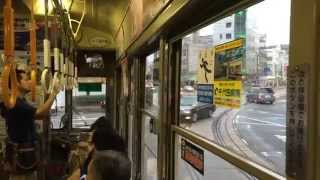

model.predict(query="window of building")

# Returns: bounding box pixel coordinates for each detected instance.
[219,34,223,39]
[226,22,232,28]
[226,33,232,39]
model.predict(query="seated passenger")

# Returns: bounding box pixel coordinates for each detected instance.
[68,116,127,180]
[85,150,131,180]
[90,116,126,152]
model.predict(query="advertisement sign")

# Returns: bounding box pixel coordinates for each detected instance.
[197,48,214,84]
[76,50,115,77]
[214,81,242,108]
[286,64,309,179]
[214,39,245,80]
[197,48,214,104]
[181,138,204,175]
[197,84,214,104]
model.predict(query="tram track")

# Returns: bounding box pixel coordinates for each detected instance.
[213,109,257,180]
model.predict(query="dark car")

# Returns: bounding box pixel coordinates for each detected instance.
[246,87,275,104]
[180,96,215,122]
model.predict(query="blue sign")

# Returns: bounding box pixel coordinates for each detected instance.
[197,84,214,104]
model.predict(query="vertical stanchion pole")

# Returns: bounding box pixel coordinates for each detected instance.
[30,0,37,102]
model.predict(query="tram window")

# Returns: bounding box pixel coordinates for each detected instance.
[174,135,257,180]
[144,51,160,117]
[179,0,290,176]
[72,79,106,129]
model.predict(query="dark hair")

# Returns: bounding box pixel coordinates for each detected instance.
[15,69,25,82]
[8,69,25,89]
[91,116,127,153]
[90,150,131,180]
[90,115,113,132]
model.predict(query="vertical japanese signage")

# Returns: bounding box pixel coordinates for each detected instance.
[286,64,309,179]
[214,81,242,108]
[181,138,204,175]
[197,48,214,104]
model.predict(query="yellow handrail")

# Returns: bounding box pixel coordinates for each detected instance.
[1,0,18,109]
[30,0,37,102]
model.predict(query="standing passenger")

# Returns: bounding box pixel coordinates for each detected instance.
[0,63,60,180]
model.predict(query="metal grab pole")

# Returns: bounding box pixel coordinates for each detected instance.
[1,0,18,108]
[30,0,37,102]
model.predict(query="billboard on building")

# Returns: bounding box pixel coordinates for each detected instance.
[214,80,242,108]
[214,38,245,80]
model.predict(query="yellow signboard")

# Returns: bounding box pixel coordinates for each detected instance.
[214,80,242,108]
[197,48,214,84]
[215,39,244,53]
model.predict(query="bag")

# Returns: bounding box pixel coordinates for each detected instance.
[4,140,40,174]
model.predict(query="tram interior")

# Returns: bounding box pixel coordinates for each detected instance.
[0,0,319,180]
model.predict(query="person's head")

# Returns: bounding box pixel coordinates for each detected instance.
[86,150,131,180]
[15,63,32,94]
[90,116,127,153]
[90,115,113,132]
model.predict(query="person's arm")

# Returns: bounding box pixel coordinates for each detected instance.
[35,79,60,120]
[67,169,81,180]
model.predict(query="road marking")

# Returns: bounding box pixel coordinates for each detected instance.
[275,135,286,142]
[261,152,269,157]
[245,109,285,117]
[237,115,286,127]
[241,138,248,145]
[237,122,285,127]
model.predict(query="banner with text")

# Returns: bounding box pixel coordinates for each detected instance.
[214,81,242,108]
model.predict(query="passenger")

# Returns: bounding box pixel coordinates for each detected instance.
[90,116,126,152]
[0,63,60,180]
[86,150,131,180]
[68,116,127,180]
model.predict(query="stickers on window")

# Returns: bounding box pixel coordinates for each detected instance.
[181,138,204,175]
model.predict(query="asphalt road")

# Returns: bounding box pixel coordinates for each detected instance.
[235,95,287,175]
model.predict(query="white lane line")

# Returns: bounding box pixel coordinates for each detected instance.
[275,135,286,142]
[245,109,285,117]
[237,122,285,127]
[241,138,248,145]
[261,152,269,157]
[257,110,268,114]
[237,115,286,127]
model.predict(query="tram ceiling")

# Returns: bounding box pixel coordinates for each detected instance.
[1,0,130,49]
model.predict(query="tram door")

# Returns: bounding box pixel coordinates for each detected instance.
[140,51,160,180]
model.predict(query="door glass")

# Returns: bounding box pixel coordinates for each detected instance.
[144,51,160,117]
[179,0,290,175]
[175,135,257,180]
[142,114,158,180]
[72,78,106,128]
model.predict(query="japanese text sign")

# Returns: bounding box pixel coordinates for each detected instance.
[214,81,242,108]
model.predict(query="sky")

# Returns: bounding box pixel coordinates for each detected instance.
[199,0,291,45]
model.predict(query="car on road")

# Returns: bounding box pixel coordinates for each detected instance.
[246,87,275,104]
[180,95,215,122]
